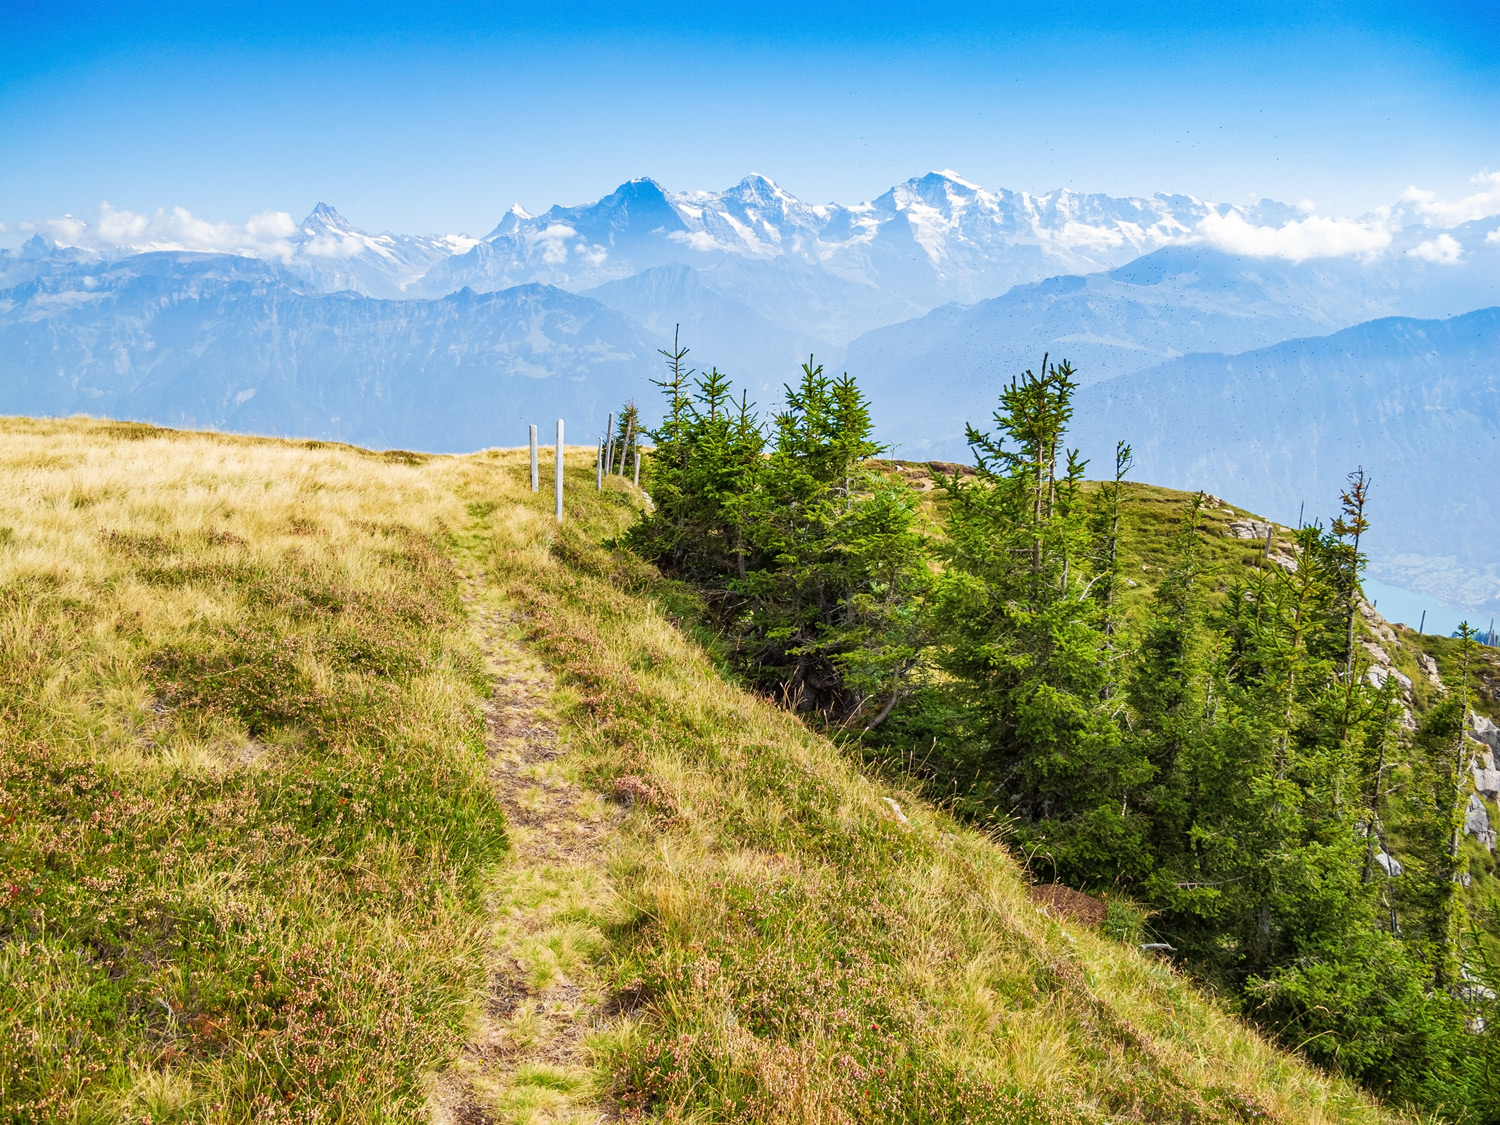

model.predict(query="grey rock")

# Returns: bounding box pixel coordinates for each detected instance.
[1473,767,1500,799]
[1472,714,1500,752]
[1226,519,1272,541]
[1464,794,1496,850]
[1375,851,1403,877]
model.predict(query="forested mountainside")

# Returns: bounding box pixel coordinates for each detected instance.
[619,351,1500,1119]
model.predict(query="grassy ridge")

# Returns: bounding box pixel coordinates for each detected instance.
[473,452,1404,1123]
[0,420,503,1120]
[0,420,1410,1122]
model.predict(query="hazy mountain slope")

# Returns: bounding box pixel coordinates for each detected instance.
[1067,308,1500,611]
[849,241,1500,459]
[583,263,841,393]
[0,253,658,451]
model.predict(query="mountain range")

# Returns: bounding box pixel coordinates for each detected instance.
[2,172,1497,611]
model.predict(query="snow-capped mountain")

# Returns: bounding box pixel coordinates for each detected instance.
[0,203,477,300]
[416,173,1230,326]
[282,202,477,298]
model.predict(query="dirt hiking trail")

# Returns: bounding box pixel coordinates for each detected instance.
[432,584,618,1125]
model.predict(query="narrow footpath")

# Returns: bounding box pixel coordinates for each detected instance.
[432,583,616,1125]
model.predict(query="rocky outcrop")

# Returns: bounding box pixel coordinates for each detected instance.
[1225,519,1272,541]
[1473,764,1500,800]
[1364,664,1413,694]
[1418,653,1446,692]
[1464,793,1496,850]
[1471,714,1500,752]
[1358,600,1400,647]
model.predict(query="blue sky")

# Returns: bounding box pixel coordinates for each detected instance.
[2,1,1497,235]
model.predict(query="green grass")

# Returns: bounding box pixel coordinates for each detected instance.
[0,421,1411,1122]
[0,419,504,1121]
[471,453,1404,1123]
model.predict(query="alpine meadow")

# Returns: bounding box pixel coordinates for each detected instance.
[4,332,1499,1121]
[7,5,1500,1121]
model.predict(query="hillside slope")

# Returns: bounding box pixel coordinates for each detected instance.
[0,418,1406,1122]
[1069,306,1500,613]
[850,245,1500,462]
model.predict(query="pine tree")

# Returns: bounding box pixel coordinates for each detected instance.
[935,357,1146,885]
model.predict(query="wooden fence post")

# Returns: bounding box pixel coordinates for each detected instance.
[604,412,616,477]
[634,448,641,487]
[554,419,564,522]
[529,424,538,492]
[596,439,604,490]
[619,417,634,475]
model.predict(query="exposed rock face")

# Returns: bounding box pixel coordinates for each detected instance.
[1225,519,1272,541]
[1364,664,1413,694]
[1472,714,1500,752]
[1361,640,1392,667]
[1358,600,1400,647]
[1375,851,1403,877]
[1419,653,1446,692]
[1473,766,1500,800]
[1464,793,1497,851]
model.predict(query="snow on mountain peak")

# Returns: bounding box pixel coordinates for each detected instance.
[15,170,1495,311]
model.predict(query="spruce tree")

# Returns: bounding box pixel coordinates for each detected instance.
[935,357,1146,885]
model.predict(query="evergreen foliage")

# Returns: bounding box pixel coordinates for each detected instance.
[629,340,928,725]
[626,339,1500,1121]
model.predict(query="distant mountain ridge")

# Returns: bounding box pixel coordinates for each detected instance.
[1,172,1381,338]
[0,253,655,450]
[3,173,1498,610]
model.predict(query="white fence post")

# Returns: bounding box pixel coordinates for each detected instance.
[554,419,564,522]
[529,424,538,492]
[634,448,641,487]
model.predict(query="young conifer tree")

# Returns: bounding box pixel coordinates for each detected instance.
[732,361,928,722]
[935,357,1146,885]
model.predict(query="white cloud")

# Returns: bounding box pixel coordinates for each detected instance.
[1487,229,1500,245]
[526,222,578,265]
[29,203,301,259]
[1408,234,1464,264]
[1401,172,1500,227]
[1195,209,1392,261]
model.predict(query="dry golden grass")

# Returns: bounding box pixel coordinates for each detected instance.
[0,419,509,1121]
[0,417,1411,1123]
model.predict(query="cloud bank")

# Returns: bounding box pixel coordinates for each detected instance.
[1194,210,1393,261]
[24,204,301,258]
[1401,172,1500,227]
